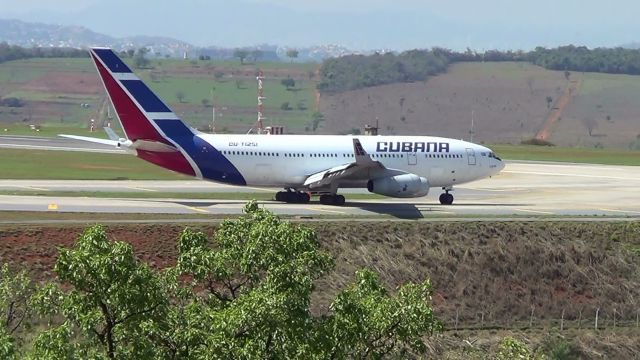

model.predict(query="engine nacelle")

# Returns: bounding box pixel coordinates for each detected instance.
[367,174,429,198]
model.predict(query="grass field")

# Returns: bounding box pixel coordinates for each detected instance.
[0,148,185,180]
[492,144,640,166]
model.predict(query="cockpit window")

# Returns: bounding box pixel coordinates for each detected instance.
[488,152,502,161]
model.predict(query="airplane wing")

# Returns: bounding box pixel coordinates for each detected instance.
[303,138,405,189]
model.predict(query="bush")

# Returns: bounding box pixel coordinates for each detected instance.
[0,97,23,108]
[521,138,555,146]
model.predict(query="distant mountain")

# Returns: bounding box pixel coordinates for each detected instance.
[0,18,363,61]
[0,18,194,57]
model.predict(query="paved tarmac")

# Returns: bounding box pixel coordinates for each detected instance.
[0,161,638,219]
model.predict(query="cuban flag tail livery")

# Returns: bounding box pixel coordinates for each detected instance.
[62,48,505,206]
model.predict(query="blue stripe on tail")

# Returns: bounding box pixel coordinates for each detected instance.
[154,119,246,185]
[121,80,172,113]
[93,48,133,73]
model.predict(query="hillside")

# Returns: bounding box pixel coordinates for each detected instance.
[0,57,319,135]
[320,62,640,149]
[1,58,640,149]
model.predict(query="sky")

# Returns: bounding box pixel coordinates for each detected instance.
[1,0,639,50]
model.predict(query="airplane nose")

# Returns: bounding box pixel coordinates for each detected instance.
[498,160,506,172]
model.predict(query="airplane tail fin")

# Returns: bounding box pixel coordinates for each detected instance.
[89,48,246,185]
[89,47,198,176]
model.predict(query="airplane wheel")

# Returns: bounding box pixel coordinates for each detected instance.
[275,191,284,202]
[335,195,345,206]
[298,192,310,204]
[439,193,454,205]
[319,195,332,205]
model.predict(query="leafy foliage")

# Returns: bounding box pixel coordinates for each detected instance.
[32,225,169,359]
[0,264,34,335]
[0,41,87,64]
[10,202,442,358]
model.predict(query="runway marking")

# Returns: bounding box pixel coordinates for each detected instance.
[126,186,158,192]
[183,205,209,214]
[16,185,50,191]
[503,170,637,181]
[515,208,554,215]
[600,208,640,215]
[306,207,346,214]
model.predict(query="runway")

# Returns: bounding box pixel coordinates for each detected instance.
[0,161,638,218]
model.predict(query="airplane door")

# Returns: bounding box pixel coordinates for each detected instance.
[466,148,476,165]
[407,152,417,166]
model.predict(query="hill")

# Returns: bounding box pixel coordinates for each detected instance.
[1,57,640,149]
[319,62,640,149]
[0,56,319,135]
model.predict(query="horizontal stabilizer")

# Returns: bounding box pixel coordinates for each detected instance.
[59,134,119,146]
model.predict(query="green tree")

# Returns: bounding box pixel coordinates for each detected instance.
[176,91,186,103]
[286,48,299,63]
[321,269,441,358]
[233,48,249,64]
[134,48,150,69]
[281,77,295,90]
[32,225,169,359]
[0,264,34,336]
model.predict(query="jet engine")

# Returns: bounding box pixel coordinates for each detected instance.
[367,174,429,198]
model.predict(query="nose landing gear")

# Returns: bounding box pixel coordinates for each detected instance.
[439,188,454,205]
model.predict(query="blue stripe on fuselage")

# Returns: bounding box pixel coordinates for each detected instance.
[121,80,172,113]
[153,119,246,185]
[93,49,133,73]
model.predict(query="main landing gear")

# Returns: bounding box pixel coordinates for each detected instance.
[275,190,310,204]
[274,190,345,206]
[439,188,454,205]
[319,194,345,206]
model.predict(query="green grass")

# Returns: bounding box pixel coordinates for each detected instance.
[0,148,185,180]
[492,144,640,166]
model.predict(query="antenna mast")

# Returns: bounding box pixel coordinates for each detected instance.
[256,69,266,133]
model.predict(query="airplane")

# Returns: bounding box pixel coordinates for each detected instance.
[63,47,505,206]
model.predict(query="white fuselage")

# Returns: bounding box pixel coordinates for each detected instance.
[198,133,504,189]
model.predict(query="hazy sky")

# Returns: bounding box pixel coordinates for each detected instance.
[2,0,639,50]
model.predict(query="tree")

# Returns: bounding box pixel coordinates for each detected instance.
[214,71,224,81]
[251,49,263,63]
[546,96,553,108]
[311,111,325,131]
[173,201,442,358]
[25,203,441,358]
[233,49,249,64]
[134,47,150,68]
[280,101,292,110]
[31,225,169,359]
[176,91,186,103]
[201,98,210,107]
[526,76,535,95]
[0,264,34,336]
[582,117,598,136]
[286,48,299,63]
[281,77,295,90]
